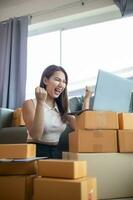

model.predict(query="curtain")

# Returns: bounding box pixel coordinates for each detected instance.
[114,0,127,16]
[0,16,29,109]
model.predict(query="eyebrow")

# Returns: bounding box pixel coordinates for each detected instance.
[55,76,66,82]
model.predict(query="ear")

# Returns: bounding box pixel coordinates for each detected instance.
[43,77,48,85]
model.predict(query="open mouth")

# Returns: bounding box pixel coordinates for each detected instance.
[54,88,63,96]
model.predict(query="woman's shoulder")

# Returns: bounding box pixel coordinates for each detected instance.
[22,99,36,110]
[22,99,36,127]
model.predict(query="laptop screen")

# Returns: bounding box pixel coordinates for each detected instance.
[92,70,133,112]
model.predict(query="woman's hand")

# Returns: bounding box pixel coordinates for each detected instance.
[82,86,93,110]
[35,86,47,104]
[62,114,76,130]
[84,86,93,99]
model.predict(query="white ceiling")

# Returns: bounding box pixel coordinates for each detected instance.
[0,0,121,25]
[0,0,78,9]
[0,0,79,21]
[0,0,29,8]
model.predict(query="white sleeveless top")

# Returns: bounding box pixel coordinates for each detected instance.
[27,99,67,145]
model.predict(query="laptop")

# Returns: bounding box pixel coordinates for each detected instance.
[92,70,133,112]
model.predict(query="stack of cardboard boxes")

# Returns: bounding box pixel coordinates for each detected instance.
[69,110,118,153]
[0,144,36,200]
[68,110,133,153]
[33,159,97,200]
[0,143,97,200]
[62,110,133,199]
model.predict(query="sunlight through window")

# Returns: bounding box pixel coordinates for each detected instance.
[27,16,133,98]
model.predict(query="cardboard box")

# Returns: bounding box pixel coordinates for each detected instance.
[69,129,118,153]
[0,175,35,200]
[33,177,94,200]
[118,112,133,129]
[88,177,97,200]
[0,160,37,175]
[12,108,25,126]
[76,111,118,130]
[62,152,133,199]
[118,130,133,152]
[0,144,36,159]
[37,159,87,179]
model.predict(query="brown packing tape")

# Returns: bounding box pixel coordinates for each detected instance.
[93,131,104,137]
[93,144,103,152]
[91,132,102,151]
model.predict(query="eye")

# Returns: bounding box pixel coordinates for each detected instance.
[55,76,66,84]
[55,77,60,82]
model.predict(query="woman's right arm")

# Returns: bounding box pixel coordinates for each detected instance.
[22,87,47,140]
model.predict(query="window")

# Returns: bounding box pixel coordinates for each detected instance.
[26,16,133,99]
[26,31,60,99]
[62,16,133,91]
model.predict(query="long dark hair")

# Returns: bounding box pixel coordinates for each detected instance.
[40,65,68,116]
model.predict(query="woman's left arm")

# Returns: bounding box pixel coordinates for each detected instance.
[63,114,76,131]
[82,86,93,110]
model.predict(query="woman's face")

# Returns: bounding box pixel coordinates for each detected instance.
[44,70,67,98]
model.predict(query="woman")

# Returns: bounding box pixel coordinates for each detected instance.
[22,65,76,158]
